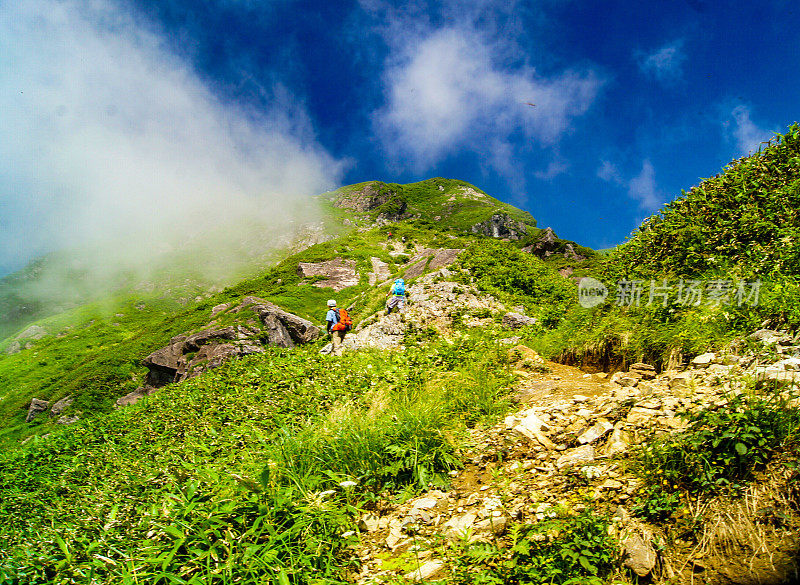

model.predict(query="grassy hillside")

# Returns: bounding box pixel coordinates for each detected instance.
[322,178,536,232]
[534,125,800,369]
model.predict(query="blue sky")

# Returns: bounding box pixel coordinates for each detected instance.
[1,0,799,276]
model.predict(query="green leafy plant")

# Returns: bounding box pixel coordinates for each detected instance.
[449,511,618,585]
[633,382,800,495]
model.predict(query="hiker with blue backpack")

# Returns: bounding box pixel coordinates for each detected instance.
[386,278,406,315]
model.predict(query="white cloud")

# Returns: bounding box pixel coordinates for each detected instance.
[638,40,686,82]
[0,0,343,277]
[372,25,602,173]
[627,160,663,210]
[534,158,570,180]
[597,159,663,211]
[724,105,775,156]
[596,160,623,184]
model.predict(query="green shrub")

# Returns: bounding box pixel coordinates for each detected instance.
[633,383,800,495]
[449,511,617,585]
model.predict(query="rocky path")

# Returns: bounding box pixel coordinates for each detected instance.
[351,343,800,584]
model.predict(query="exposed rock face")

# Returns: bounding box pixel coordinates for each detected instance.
[334,182,401,212]
[502,312,537,329]
[368,257,391,286]
[49,396,73,418]
[524,226,558,256]
[26,398,50,422]
[400,248,463,281]
[118,299,323,407]
[17,325,48,340]
[297,258,360,291]
[5,340,21,355]
[471,213,529,240]
[345,271,506,351]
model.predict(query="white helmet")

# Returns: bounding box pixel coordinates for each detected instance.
[327,299,337,307]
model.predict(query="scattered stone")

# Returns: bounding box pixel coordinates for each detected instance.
[358,514,380,533]
[26,398,50,422]
[577,419,614,445]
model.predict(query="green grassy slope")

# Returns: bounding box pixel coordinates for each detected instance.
[532,124,800,369]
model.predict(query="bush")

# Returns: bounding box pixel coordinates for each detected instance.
[449,510,617,585]
[633,383,800,495]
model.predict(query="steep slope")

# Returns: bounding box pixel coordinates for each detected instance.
[610,124,800,279]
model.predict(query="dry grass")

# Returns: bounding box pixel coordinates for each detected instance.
[668,461,800,584]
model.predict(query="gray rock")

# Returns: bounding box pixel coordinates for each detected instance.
[261,314,295,349]
[49,396,73,417]
[56,415,80,425]
[577,419,614,445]
[5,340,21,355]
[502,312,537,329]
[26,398,50,422]
[210,303,231,317]
[622,533,657,577]
[17,325,48,340]
[556,445,595,469]
[297,258,359,291]
[692,352,716,368]
[471,213,529,240]
[251,302,322,344]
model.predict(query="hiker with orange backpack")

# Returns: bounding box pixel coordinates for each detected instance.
[325,299,352,356]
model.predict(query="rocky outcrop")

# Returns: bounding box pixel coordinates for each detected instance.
[17,325,48,341]
[25,398,49,422]
[334,182,401,213]
[471,213,529,240]
[49,396,73,418]
[400,248,463,281]
[523,226,557,256]
[502,312,537,329]
[368,257,391,286]
[297,258,360,291]
[344,271,506,351]
[118,299,323,407]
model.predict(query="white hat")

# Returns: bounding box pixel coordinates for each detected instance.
[327,299,337,307]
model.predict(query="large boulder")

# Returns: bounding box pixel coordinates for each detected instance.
[297,258,359,291]
[128,300,323,406]
[250,301,322,344]
[26,398,50,422]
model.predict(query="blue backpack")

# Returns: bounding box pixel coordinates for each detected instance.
[392,279,405,296]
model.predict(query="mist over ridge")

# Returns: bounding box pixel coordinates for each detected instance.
[0,0,344,290]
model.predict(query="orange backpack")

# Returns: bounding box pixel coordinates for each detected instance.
[332,308,353,332]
